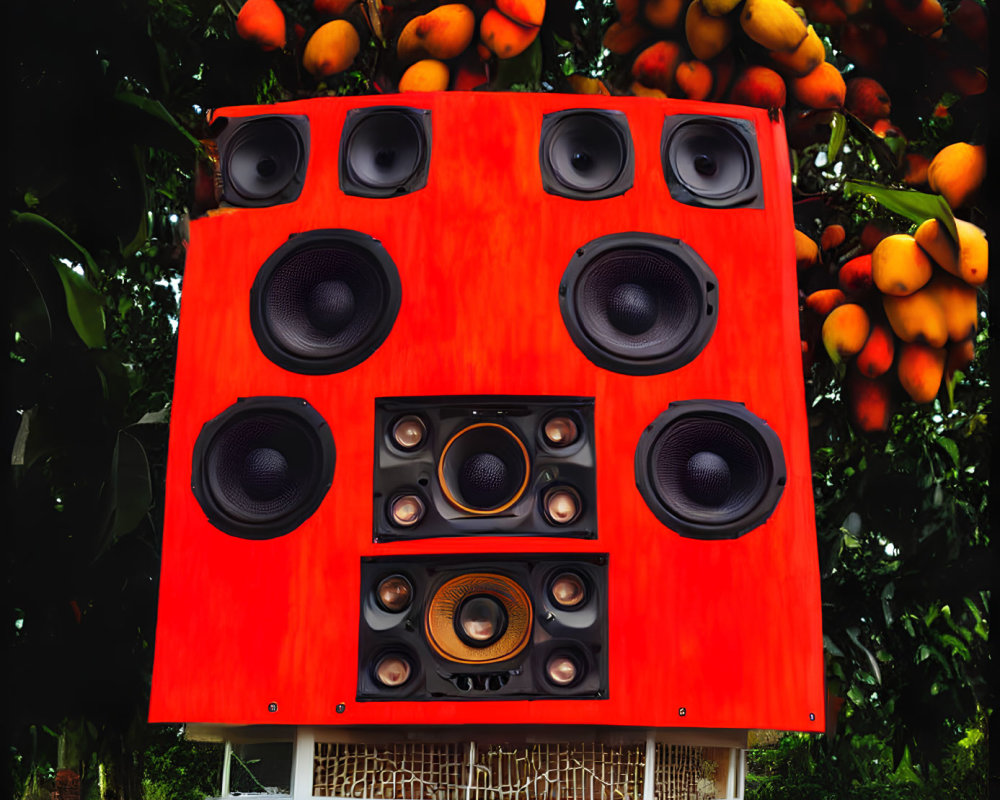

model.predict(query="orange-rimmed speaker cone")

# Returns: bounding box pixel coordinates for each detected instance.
[437,423,530,515]
[425,573,533,665]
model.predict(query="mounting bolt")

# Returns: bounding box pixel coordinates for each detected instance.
[678,707,686,717]
[268,702,278,713]
[336,703,346,714]
[809,712,816,721]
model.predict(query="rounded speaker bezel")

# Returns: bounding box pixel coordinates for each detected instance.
[250,229,403,375]
[539,109,635,200]
[635,400,786,539]
[339,106,432,198]
[191,396,335,540]
[215,114,310,208]
[559,232,719,376]
[661,114,763,209]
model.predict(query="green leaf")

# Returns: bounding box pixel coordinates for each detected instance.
[13,211,102,281]
[827,112,846,162]
[843,181,958,244]
[113,90,203,150]
[945,368,964,411]
[54,260,107,348]
[847,627,882,685]
[881,582,895,627]
[936,436,960,469]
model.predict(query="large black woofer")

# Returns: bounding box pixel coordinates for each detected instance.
[215,115,309,207]
[438,423,530,514]
[540,110,634,200]
[251,229,402,374]
[661,115,763,209]
[340,107,432,198]
[191,397,335,539]
[635,400,785,539]
[559,233,718,375]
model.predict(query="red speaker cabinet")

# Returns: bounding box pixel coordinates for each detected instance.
[149,92,825,733]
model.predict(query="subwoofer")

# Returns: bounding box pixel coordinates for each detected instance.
[151,93,824,735]
[190,396,335,539]
[635,400,785,539]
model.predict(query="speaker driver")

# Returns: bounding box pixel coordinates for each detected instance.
[635,400,786,539]
[437,423,530,514]
[251,229,402,374]
[540,110,634,200]
[560,233,718,375]
[217,115,309,207]
[425,573,532,665]
[191,397,335,539]
[340,107,432,198]
[661,115,763,208]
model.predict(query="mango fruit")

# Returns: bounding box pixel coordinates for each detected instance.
[822,303,870,364]
[883,289,948,348]
[871,233,934,296]
[791,61,847,109]
[675,60,714,100]
[897,342,946,403]
[847,371,892,432]
[838,254,873,295]
[795,228,820,270]
[845,77,891,125]
[236,0,286,50]
[922,271,979,342]
[729,65,786,108]
[480,8,538,58]
[740,0,808,52]
[855,321,895,378]
[603,21,655,54]
[821,223,846,251]
[685,0,735,61]
[769,25,825,77]
[927,142,986,211]
[645,0,687,28]
[914,217,988,286]
[397,4,476,63]
[398,58,450,91]
[497,0,545,27]
[632,41,684,93]
[303,20,360,77]
[806,288,846,316]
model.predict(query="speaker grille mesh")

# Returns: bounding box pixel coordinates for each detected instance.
[251,230,402,374]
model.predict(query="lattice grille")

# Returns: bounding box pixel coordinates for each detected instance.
[314,741,724,800]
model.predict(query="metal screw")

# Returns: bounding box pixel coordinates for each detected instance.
[268,702,278,713]
[678,707,686,717]
[809,712,816,721]
[336,703,346,714]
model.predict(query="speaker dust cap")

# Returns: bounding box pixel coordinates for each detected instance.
[661,115,763,209]
[251,229,402,374]
[635,400,785,539]
[191,396,335,539]
[216,115,309,207]
[559,233,718,375]
[425,573,533,665]
[340,107,432,198]
[540,110,634,200]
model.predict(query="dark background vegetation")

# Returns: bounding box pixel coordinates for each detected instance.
[5,0,991,797]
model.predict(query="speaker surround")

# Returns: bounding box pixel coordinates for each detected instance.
[559,233,718,375]
[358,555,608,701]
[250,229,402,374]
[215,115,309,207]
[340,106,432,198]
[661,115,763,209]
[191,396,335,539]
[635,400,785,539]
[540,110,634,200]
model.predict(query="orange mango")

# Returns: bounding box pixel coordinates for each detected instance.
[791,61,846,109]
[685,0,734,61]
[856,321,895,378]
[806,289,846,316]
[871,233,934,296]
[236,0,286,50]
[901,153,930,186]
[602,21,655,54]
[922,271,979,342]
[769,24,825,77]
[397,4,476,63]
[821,223,846,251]
[496,0,545,27]
[883,289,948,348]
[847,372,892,433]
[303,20,360,77]
[822,303,870,364]
[632,41,684,93]
[740,0,808,52]
[846,77,891,125]
[729,65,787,108]
[675,60,714,100]
[398,59,451,91]
[839,254,873,295]
[897,342,946,404]
[795,229,820,270]
[480,8,538,58]
[927,142,986,211]
[884,0,944,35]
[914,217,988,286]
[645,0,687,29]
[314,0,355,16]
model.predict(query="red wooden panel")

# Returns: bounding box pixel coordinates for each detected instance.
[149,92,825,731]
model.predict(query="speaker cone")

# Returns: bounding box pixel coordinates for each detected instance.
[251,229,402,374]
[661,115,763,208]
[425,573,532,665]
[559,233,718,375]
[635,400,786,539]
[191,397,335,539]
[340,107,432,198]
[438,423,530,514]
[540,110,634,200]
[217,115,309,207]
